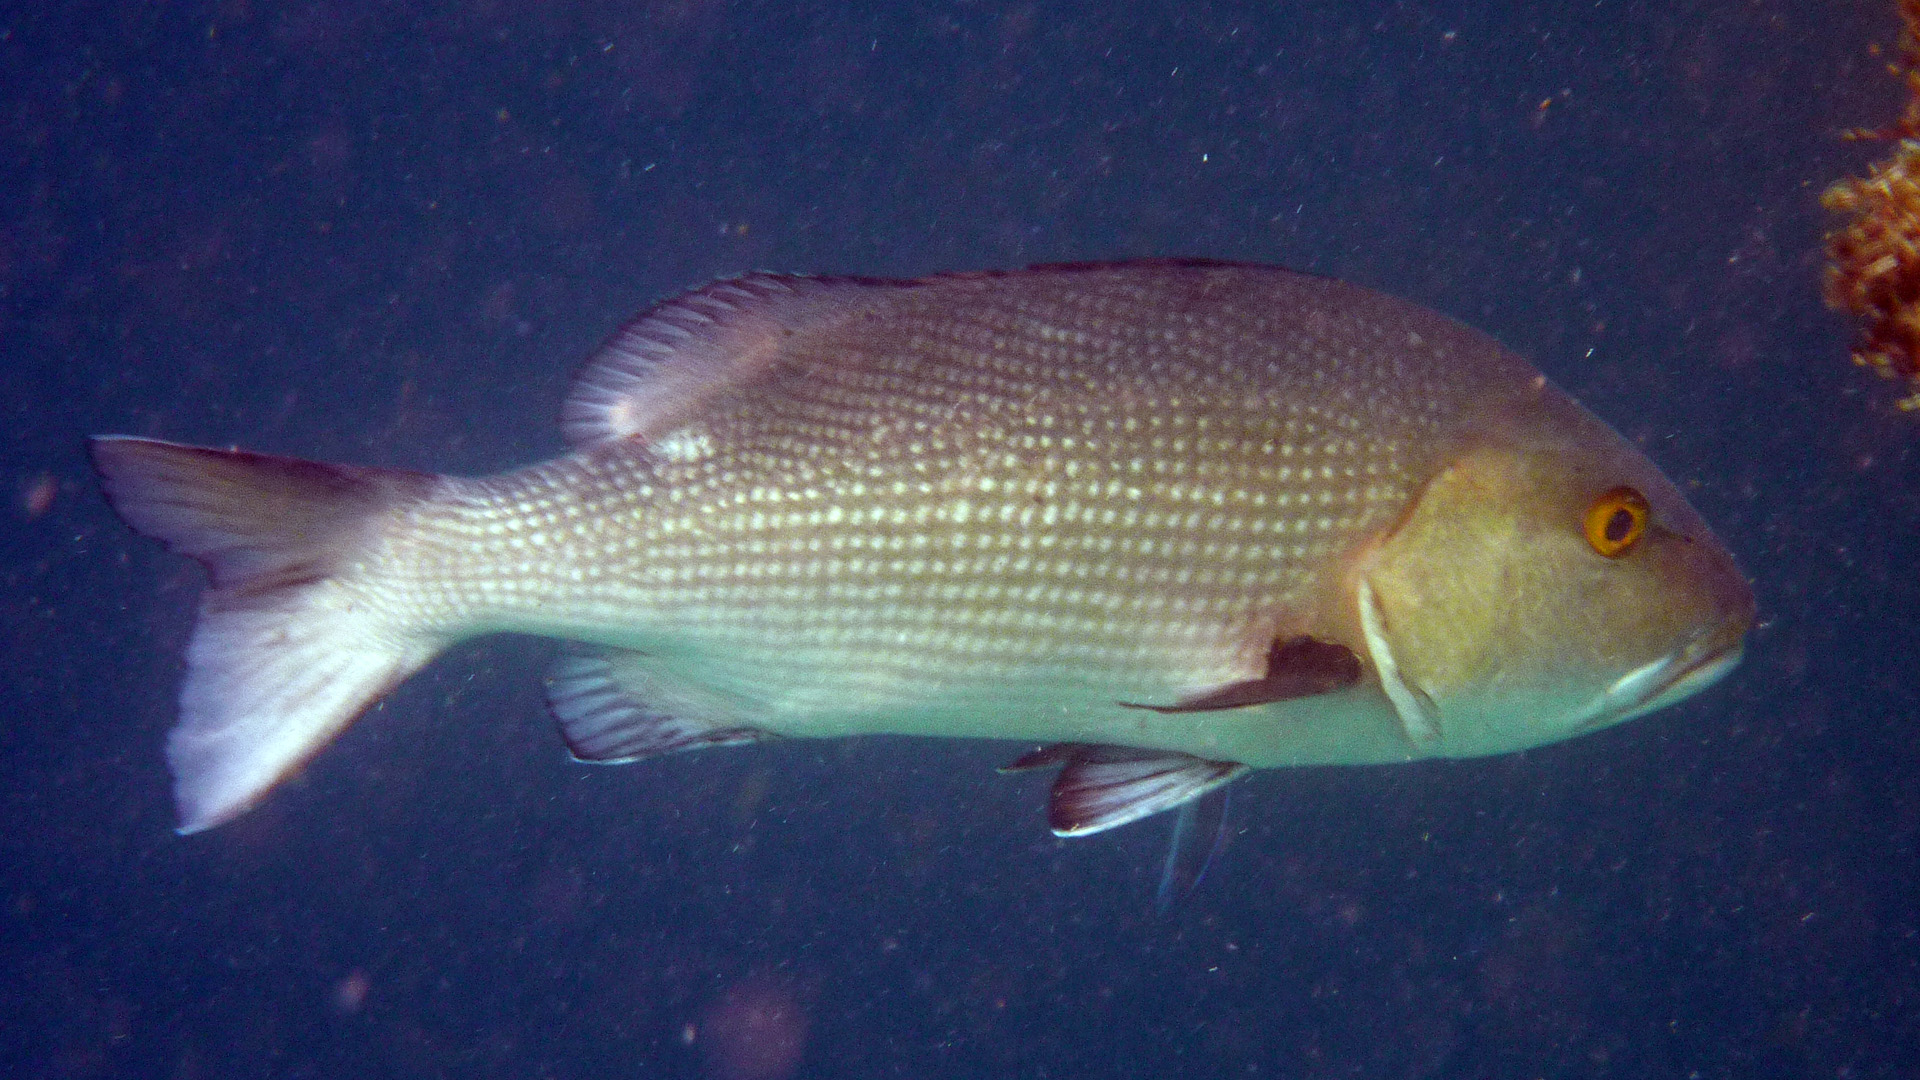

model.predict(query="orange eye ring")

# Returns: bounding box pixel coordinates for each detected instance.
[1584,486,1650,557]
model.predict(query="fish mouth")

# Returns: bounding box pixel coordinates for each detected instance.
[1575,625,1747,732]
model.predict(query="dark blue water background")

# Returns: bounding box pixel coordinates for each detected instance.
[3,1,1915,1076]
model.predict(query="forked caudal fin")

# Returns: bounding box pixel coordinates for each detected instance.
[90,436,443,834]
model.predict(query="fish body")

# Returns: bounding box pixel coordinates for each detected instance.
[92,260,1754,836]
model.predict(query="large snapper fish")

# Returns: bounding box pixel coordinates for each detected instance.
[92,260,1754,837]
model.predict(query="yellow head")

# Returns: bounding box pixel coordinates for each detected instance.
[1354,381,1755,757]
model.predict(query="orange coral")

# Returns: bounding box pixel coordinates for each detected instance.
[1824,144,1920,408]
[1822,0,1920,409]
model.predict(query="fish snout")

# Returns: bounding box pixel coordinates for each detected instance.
[1584,535,1754,729]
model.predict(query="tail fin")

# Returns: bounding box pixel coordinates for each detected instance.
[91,436,444,833]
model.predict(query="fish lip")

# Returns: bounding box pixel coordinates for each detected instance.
[1578,625,1746,732]
[1644,637,1743,709]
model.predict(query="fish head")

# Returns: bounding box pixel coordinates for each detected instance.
[1352,382,1755,758]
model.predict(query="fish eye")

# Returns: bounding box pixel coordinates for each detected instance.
[1583,486,1650,557]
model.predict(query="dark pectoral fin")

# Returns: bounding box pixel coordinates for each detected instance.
[1000,743,1249,837]
[1121,635,1362,714]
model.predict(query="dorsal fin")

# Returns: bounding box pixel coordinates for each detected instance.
[561,273,888,448]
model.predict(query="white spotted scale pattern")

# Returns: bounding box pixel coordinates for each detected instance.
[354,263,1519,734]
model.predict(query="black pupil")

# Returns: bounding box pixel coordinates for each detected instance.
[1604,507,1636,544]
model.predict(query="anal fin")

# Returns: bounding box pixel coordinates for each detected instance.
[544,648,774,763]
[1000,743,1249,837]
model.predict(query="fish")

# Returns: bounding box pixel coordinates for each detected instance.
[91,259,1756,837]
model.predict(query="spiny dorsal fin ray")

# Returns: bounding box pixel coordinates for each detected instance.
[1120,635,1363,714]
[544,647,774,762]
[1001,743,1249,837]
